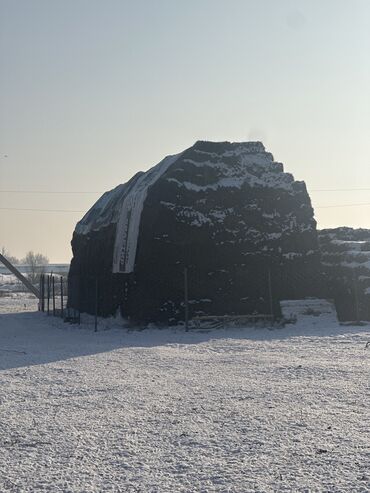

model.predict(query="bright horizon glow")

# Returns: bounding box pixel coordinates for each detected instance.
[1,0,369,262]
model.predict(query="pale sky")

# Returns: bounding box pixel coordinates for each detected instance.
[0,0,369,262]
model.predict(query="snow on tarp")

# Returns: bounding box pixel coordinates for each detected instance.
[75,141,311,277]
[75,180,141,236]
[111,143,285,274]
[112,153,182,273]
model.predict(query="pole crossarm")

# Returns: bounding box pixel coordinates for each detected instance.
[0,253,41,299]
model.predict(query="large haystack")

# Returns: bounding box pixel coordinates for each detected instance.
[68,141,322,323]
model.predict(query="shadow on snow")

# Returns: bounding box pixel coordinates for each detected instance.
[0,310,369,371]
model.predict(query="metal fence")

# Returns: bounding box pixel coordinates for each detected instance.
[39,273,67,317]
[39,273,101,330]
[63,264,330,328]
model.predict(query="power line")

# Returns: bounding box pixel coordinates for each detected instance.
[0,207,84,213]
[0,190,101,194]
[1,187,370,194]
[315,203,370,209]
[311,188,370,192]
[2,203,370,214]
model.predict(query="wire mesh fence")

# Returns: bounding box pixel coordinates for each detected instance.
[40,273,101,330]
[62,264,333,328]
[39,273,68,318]
[41,264,369,328]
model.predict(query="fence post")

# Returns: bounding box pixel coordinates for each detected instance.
[94,277,98,332]
[268,268,274,321]
[353,272,360,323]
[78,275,81,325]
[43,274,46,312]
[38,275,42,311]
[52,275,56,316]
[39,275,42,311]
[184,267,189,331]
[47,275,50,315]
[39,274,43,312]
[60,276,64,319]
[42,274,45,312]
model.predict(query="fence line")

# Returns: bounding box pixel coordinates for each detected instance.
[42,267,369,327]
[39,273,100,330]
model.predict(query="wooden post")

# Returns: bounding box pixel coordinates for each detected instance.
[39,275,42,311]
[60,276,64,319]
[38,275,42,311]
[78,275,81,325]
[184,267,189,331]
[268,268,274,321]
[353,272,360,324]
[42,274,45,312]
[47,275,50,315]
[52,275,56,316]
[43,274,45,312]
[39,274,43,311]
[94,277,98,332]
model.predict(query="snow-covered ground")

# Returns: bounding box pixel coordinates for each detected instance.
[0,294,369,492]
[0,273,23,293]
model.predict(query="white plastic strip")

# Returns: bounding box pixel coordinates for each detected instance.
[112,153,181,273]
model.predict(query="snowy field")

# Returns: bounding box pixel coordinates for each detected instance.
[0,294,370,492]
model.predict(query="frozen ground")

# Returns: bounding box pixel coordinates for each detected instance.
[0,294,369,492]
